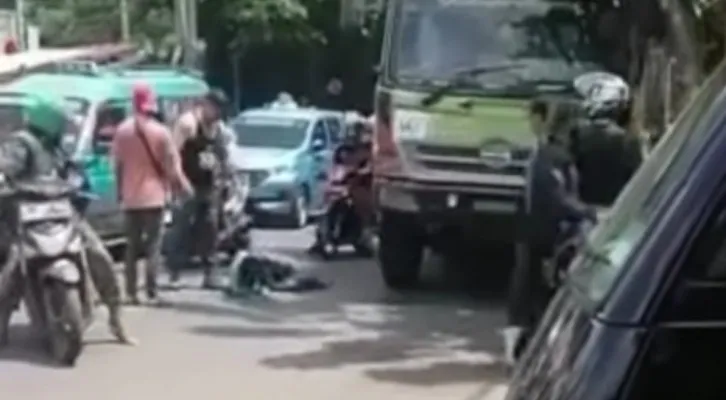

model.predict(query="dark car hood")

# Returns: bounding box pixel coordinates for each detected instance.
[506,287,642,400]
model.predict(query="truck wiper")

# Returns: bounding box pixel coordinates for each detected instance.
[420,63,525,107]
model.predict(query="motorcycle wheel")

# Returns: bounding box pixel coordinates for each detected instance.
[43,283,83,366]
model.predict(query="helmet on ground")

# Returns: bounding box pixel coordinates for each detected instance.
[22,92,67,145]
[573,72,630,120]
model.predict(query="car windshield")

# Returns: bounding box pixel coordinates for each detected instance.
[62,97,89,137]
[56,97,90,154]
[567,62,726,305]
[390,0,600,92]
[232,116,309,149]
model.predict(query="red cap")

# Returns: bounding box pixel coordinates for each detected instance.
[132,82,157,113]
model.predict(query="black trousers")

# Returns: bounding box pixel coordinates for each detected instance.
[167,195,220,274]
[507,241,554,329]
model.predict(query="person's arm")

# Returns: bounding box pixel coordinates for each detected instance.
[214,130,232,180]
[547,166,595,223]
[161,127,192,196]
[171,114,195,150]
[111,134,123,202]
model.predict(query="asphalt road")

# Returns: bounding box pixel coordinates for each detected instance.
[0,228,510,400]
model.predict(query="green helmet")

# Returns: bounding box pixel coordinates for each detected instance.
[22,92,67,145]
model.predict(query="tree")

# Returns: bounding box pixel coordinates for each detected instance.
[199,0,325,53]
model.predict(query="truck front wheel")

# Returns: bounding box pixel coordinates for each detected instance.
[378,211,423,289]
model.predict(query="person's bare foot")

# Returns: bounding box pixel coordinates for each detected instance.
[109,318,138,346]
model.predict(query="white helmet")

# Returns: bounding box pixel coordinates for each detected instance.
[573,72,630,119]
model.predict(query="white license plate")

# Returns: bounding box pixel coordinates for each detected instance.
[472,200,516,213]
[18,199,74,222]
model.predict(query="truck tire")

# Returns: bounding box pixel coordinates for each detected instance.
[378,211,423,289]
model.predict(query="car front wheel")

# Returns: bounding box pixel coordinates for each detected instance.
[285,190,308,229]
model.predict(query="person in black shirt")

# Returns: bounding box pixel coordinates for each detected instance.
[503,98,596,364]
[168,90,230,289]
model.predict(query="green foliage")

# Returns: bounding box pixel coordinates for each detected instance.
[199,0,327,51]
[25,0,379,54]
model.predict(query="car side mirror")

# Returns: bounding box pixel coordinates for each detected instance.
[311,138,325,152]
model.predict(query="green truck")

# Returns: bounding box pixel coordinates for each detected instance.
[373,0,604,288]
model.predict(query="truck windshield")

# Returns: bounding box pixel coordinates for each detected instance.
[568,63,726,305]
[390,0,600,93]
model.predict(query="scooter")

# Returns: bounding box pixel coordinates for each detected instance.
[314,165,373,260]
[0,178,93,366]
[217,172,252,259]
[162,172,252,266]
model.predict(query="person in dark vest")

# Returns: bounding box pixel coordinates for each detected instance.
[504,98,596,365]
[570,72,642,206]
[168,90,230,289]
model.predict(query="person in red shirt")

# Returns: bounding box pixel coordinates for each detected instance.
[112,83,191,305]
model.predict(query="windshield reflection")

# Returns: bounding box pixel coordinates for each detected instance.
[392,0,599,90]
[232,117,309,150]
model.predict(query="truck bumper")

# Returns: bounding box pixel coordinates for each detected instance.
[375,177,526,241]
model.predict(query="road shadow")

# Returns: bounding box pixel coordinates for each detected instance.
[188,325,329,339]
[0,324,58,368]
[179,236,513,387]
[365,360,508,386]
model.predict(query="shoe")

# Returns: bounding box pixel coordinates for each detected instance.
[201,273,223,290]
[145,295,169,308]
[167,271,182,290]
[501,326,525,366]
[125,296,141,306]
[307,242,323,255]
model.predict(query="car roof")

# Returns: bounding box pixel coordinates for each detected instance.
[7,73,131,102]
[105,67,209,98]
[238,107,343,121]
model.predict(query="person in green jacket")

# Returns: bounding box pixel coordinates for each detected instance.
[0,93,135,346]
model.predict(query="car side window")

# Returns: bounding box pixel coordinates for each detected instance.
[311,120,328,148]
[94,101,127,144]
[624,190,726,399]
[325,117,342,144]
